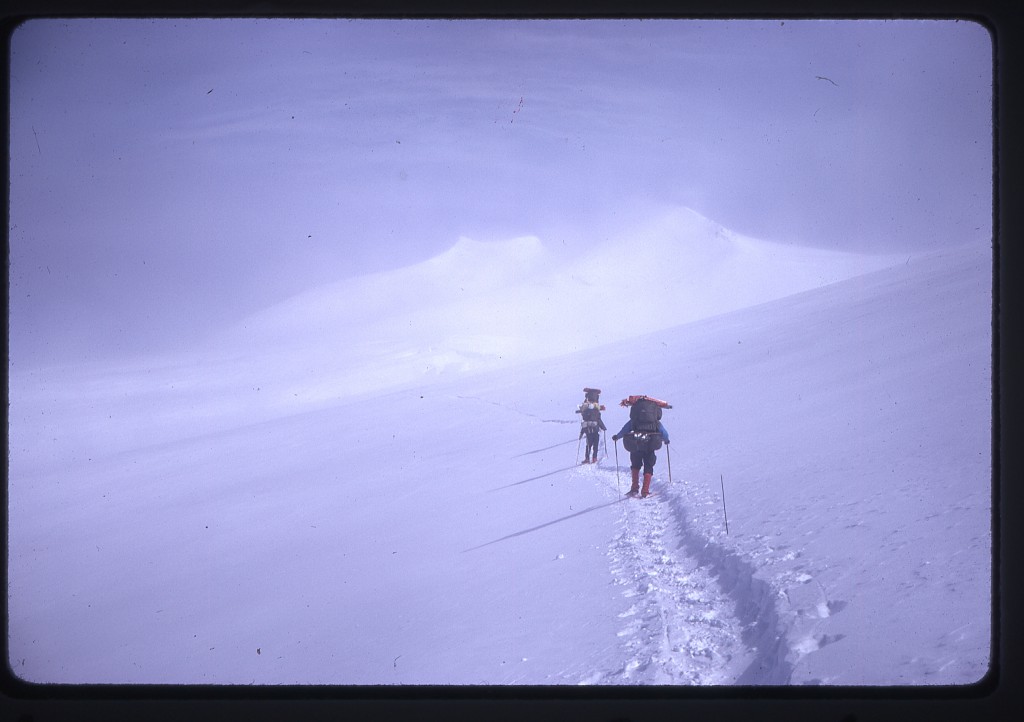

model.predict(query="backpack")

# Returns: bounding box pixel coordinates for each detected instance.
[629,397,662,433]
[622,430,662,453]
[580,402,602,422]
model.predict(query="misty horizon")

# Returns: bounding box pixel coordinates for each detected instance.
[7,18,993,368]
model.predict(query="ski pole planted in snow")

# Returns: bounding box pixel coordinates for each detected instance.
[613,438,621,493]
[575,435,582,464]
[720,474,730,534]
[666,443,673,485]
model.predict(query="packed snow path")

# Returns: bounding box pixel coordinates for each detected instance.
[568,453,782,685]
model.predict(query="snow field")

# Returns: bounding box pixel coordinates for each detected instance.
[7,225,991,686]
[638,243,993,685]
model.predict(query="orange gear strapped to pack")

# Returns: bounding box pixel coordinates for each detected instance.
[619,394,672,409]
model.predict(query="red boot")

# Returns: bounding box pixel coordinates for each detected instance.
[641,473,653,498]
[628,468,640,495]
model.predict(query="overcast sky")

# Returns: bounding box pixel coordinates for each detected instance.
[7,18,993,367]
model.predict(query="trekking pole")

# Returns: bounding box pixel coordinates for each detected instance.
[613,438,621,493]
[720,474,730,535]
[575,434,582,464]
[666,443,673,485]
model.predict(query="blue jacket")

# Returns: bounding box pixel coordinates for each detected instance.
[615,419,670,444]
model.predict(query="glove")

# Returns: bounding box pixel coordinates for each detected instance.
[612,434,619,441]
[664,439,670,445]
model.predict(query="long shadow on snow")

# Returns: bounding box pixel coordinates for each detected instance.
[510,438,579,458]
[462,498,623,553]
[488,465,580,491]
[661,490,794,685]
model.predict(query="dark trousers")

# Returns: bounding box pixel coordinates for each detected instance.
[584,429,600,456]
[630,449,657,475]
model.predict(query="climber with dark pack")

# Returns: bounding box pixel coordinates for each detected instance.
[612,395,671,497]
[575,387,607,464]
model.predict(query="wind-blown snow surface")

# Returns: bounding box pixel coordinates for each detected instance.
[7,213,991,686]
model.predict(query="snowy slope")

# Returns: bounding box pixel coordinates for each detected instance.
[7,220,991,686]
[588,242,993,685]
[219,206,904,383]
[7,208,901,479]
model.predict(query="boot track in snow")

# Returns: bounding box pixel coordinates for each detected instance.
[575,462,792,685]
